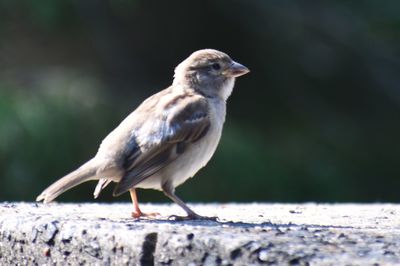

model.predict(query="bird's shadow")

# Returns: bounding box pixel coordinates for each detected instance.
[116,217,356,230]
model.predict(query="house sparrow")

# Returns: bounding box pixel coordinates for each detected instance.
[36,49,249,220]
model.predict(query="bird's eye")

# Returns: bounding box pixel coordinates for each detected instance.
[211,63,221,70]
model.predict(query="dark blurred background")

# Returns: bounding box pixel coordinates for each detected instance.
[1,1,399,203]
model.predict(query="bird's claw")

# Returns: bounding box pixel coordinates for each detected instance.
[131,211,160,219]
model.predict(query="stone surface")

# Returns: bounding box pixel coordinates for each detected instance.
[1,202,400,265]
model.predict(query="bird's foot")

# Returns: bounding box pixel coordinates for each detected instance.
[131,211,160,219]
[168,214,218,221]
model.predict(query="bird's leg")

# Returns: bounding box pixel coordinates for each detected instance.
[129,188,143,218]
[162,184,218,221]
[129,188,159,219]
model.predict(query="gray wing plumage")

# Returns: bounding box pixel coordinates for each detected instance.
[112,94,210,196]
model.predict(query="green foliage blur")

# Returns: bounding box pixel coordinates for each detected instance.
[1,1,399,203]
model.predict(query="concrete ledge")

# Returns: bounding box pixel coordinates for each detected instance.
[1,203,400,265]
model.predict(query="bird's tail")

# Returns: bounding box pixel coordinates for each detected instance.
[36,159,98,203]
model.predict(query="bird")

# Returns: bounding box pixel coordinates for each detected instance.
[36,49,249,220]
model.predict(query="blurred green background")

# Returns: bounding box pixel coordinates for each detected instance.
[1,1,399,203]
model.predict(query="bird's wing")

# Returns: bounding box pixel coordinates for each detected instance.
[112,94,210,196]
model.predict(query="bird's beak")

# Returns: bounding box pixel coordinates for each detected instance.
[224,61,250,77]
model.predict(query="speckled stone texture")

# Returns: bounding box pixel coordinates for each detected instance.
[1,203,400,265]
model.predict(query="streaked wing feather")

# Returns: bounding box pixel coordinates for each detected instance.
[113,144,176,196]
[113,95,209,196]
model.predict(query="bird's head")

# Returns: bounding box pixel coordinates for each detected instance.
[173,49,249,100]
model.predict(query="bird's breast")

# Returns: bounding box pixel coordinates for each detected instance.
[168,99,226,187]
